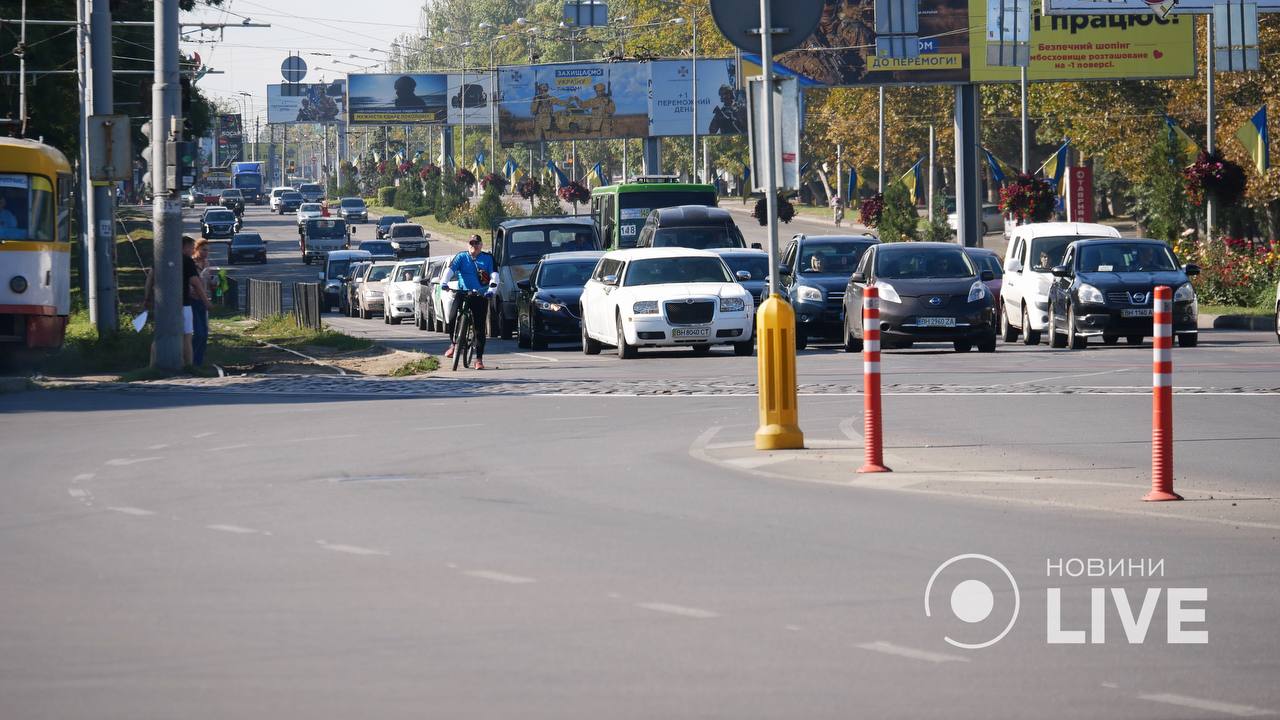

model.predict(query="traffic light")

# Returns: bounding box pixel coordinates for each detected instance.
[166,140,196,191]
[139,120,153,193]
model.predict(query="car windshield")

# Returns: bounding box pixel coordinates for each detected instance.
[223,190,241,198]
[327,260,353,278]
[390,226,424,237]
[537,261,597,288]
[1027,236,1078,271]
[231,234,261,246]
[341,198,365,208]
[394,265,421,282]
[967,253,1003,277]
[361,241,393,254]
[206,210,234,221]
[876,247,976,279]
[799,241,873,274]
[300,184,321,193]
[1078,243,1178,272]
[720,254,769,280]
[300,204,321,212]
[380,216,406,226]
[507,226,598,263]
[624,257,730,286]
[652,226,741,249]
[282,192,302,201]
[306,219,347,238]
[367,265,393,281]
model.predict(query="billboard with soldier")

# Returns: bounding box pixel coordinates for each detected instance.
[649,59,746,137]
[347,73,447,124]
[266,81,346,124]
[497,63,648,142]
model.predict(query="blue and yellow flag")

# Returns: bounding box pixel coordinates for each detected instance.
[502,157,518,180]
[1038,140,1070,195]
[983,148,1006,187]
[1164,116,1200,160]
[1235,105,1270,173]
[587,162,607,189]
[847,167,859,200]
[547,160,570,188]
[899,158,924,205]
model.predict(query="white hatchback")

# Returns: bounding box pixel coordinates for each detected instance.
[384,259,425,325]
[1000,222,1121,344]
[579,248,755,358]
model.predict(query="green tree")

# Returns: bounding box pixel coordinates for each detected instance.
[474,184,508,229]
[1132,133,1194,243]
[877,182,918,243]
[920,193,953,243]
[437,172,466,222]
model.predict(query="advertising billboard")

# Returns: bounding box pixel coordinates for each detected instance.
[347,73,448,124]
[266,81,346,124]
[648,59,747,137]
[497,63,648,142]
[968,2,1195,82]
[446,73,496,125]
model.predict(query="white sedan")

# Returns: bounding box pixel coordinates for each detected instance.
[383,259,424,325]
[296,203,323,226]
[580,248,756,358]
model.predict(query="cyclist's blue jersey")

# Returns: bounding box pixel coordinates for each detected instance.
[450,251,495,292]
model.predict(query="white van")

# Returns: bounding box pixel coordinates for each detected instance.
[269,186,293,212]
[1000,222,1121,344]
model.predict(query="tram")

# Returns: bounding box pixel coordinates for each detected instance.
[0,137,74,352]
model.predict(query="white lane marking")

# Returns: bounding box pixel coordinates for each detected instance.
[542,415,607,421]
[73,473,95,482]
[147,444,170,450]
[207,443,253,452]
[784,625,803,631]
[193,432,216,438]
[104,456,162,466]
[1138,693,1274,717]
[317,541,389,556]
[464,570,537,584]
[1101,683,1120,689]
[107,506,155,516]
[513,352,559,362]
[1008,368,1131,386]
[414,423,483,431]
[856,641,970,664]
[280,433,360,444]
[207,524,261,535]
[67,488,90,499]
[636,602,719,619]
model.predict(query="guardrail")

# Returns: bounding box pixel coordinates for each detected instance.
[292,282,322,330]
[245,278,282,320]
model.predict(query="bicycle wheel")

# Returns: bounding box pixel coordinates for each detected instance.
[462,318,476,369]
[452,313,470,371]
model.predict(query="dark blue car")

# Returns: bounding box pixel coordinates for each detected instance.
[780,234,879,349]
[515,251,604,350]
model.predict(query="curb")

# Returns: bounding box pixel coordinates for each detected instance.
[0,376,32,393]
[1199,313,1277,331]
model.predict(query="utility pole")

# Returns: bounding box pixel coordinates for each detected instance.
[151,0,182,369]
[927,124,936,221]
[691,10,699,182]
[877,86,885,191]
[19,0,28,135]
[87,0,118,332]
[1019,65,1029,172]
[75,0,91,302]
[1205,13,1216,241]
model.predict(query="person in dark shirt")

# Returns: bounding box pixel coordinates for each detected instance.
[180,235,211,366]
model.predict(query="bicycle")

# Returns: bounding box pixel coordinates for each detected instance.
[445,287,482,371]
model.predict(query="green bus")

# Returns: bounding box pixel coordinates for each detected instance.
[590,176,718,250]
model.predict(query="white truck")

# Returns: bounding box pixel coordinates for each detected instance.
[300,217,354,265]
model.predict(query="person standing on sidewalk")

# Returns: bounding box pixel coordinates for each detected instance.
[830,194,845,227]
[191,239,218,366]
[183,236,213,366]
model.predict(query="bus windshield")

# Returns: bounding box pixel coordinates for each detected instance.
[617,190,717,247]
[233,173,263,191]
[0,173,55,241]
[306,219,347,239]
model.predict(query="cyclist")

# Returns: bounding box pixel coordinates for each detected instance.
[442,234,499,369]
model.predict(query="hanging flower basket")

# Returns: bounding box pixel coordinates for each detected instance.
[1183,151,1247,208]
[859,193,885,228]
[420,163,441,180]
[480,173,508,192]
[750,194,796,226]
[516,176,541,200]
[376,160,388,175]
[558,181,590,204]
[454,168,477,187]
[397,162,412,175]
[998,173,1055,223]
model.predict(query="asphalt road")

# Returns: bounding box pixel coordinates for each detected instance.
[0,203,1275,718]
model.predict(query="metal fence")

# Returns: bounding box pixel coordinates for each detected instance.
[291,282,322,330]
[245,278,282,320]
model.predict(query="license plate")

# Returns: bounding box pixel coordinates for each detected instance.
[672,327,710,338]
[1121,308,1153,318]
[917,317,956,328]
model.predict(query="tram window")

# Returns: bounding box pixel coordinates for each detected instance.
[0,174,55,241]
[58,173,73,243]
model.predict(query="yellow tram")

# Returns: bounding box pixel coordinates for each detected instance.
[0,137,74,351]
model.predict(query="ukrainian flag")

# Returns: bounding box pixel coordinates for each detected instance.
[502,157,518,181]
[547,160,570,188]
[1038,140,1070,195]
[847,167,859,201]
[1164,116,1200,160]
[1236,105,1270,173]
[899,158,924,205]
[983,148,1006,187]
[587,162,607,189]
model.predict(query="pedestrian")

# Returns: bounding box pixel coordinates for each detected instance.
[191,238,218,366]
[181,235,212,366]
[320,200,330,217]
[441,234,498,370]
[830,193,845,227]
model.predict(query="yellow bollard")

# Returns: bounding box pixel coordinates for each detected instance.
[755,294,805,450]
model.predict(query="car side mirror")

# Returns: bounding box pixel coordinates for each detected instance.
[751,242,762,250]
[317,271,325,281]
[735,270,752,281]
[1184,263,1200,276]
[1005,258,1022,273]
[850,271,867,284]
[779,265,793,275]
[602,274,618,285]
[516,279,531,291]
[1051,265,1071,278]
[980,270,995,282]
[424,232,431,238]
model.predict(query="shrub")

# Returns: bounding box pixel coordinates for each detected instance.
[920,193,953,243]
[877,183,918,242]
[377,186,396,207]
[474,184,508,230]
[533,178,563,216]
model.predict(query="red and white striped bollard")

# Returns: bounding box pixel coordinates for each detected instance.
[1144,285,1181,501]
[858,286,891,473]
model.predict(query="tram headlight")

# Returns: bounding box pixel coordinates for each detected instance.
[9,275,28,294]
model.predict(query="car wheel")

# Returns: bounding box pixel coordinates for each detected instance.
[530,321,547,351]
[1127,335,1144,346]
[1177,333,1198,348]
[1068,306,1087,349]
[388,313,400,325]
[516,314,532,349]
[691,344,712,356]
[615,314,637,359]
[1049,309,1068,348]
[1103,334,1119,345]
[977,333,997,353]
[1000,302,1019,343]
[499,309,514,340]
[581,321,601,355]
[359,303,369,320]
[733,339,754,356]
[795,329,808,351]
[303,255,311,265]
[842,315,863,353]
[953,340,972,352]
[1021,305,1040,345]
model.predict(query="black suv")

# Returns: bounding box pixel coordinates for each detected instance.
[219,189,245,214]
[376,214,408,239]
[633,205,750,250]
[1048,238,1199,349]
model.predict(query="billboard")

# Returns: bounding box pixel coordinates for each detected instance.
[497,63,649,142]
[347,73,447,124]
[266,81,346,124]
[648,59,747,137]
[968,3,1195,82]
[446,73,495,125]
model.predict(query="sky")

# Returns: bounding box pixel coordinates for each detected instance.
[182,0,421,128]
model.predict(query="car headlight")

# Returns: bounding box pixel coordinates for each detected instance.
[369,290,383,298]
[967,280,988,303]
[1077,283,1104,304]
[390,241,401,248]
[719,296,746,312]
[537,300,564,312]
[632,300,659,314]
[797,285,823,303]
[874,281,901,304]
[1174,283,1196,302]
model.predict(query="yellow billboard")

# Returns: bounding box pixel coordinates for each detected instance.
[969,0,1195,82]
